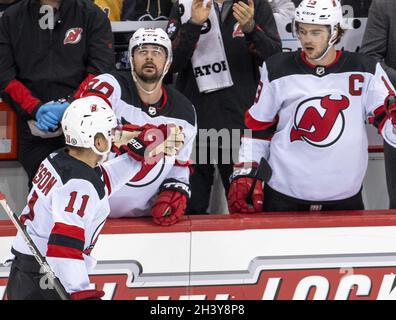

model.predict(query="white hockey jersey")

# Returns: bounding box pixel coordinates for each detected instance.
[240,50,396,202]
[12,148,142,293]
[84,71,197,218]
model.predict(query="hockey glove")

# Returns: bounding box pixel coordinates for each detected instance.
[115,124,184,162]
[151,179,191,226]
[70,289,105,300]
[227,162,264,213]
[385,94,396,126]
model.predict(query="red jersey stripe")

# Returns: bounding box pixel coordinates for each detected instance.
[245,110,279,131]
[47,244,84,260]
[51,222,85,242]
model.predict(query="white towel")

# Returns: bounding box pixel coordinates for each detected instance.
[179,0,233,93]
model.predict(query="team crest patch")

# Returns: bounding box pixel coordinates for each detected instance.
[167,21,177,36]
[316,66,326,76]
[232,23,244,38]
[148,106,157,116]
[64,28,83,45]
[290,94,350,147]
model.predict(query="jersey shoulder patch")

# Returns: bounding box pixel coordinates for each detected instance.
[163,85,196,127]
[266,51,301,82]
[111,71,196,126]
[110,71,140,106]
[340,51,378,75]
[266,51,378,83]
[48,148,106,199]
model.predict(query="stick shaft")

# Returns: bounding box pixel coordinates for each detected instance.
[0,193,70,300]
[246,158,272,207]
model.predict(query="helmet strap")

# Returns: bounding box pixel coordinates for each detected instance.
[313,25,338,62]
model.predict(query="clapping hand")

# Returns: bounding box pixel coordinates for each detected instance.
[232,0,255,33]
[191,0,212,25]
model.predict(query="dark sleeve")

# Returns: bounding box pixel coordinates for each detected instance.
[167,0,203,73]
[244,0,282,64]
[120,0,137,20]
[0,14,42,117]
[0,14,14,91]
[361,0,396,85]
[86,7,115,75]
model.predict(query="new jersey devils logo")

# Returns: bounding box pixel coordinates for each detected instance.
[64,28,83,45]
[232,23,244,38]
[290,95,350,147]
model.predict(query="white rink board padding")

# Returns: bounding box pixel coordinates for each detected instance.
[2,211,396,300]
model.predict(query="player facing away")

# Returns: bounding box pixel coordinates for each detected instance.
[82,27,197,226]
[227,0,396,213]
[5,96,180,300]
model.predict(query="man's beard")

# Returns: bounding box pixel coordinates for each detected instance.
[135,64,162,83]
[312,46,329,60]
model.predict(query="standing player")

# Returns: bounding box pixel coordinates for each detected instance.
[5,96,179,299]
[82,28,197,226]
[228,0,396,213]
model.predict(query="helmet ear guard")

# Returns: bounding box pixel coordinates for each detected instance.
[61,96,118,156]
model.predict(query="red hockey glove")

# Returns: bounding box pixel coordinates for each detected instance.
[385,94,396,126]
[227,162,264,214]
[114,124,184,162]
[70,289,105,300]
[152,179,191,226]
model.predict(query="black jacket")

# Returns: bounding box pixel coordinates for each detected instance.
[167,0,282,132]
[0,0,114,121]
[0,0,21,18]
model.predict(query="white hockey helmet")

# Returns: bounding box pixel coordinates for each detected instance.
[128,27,173,78]
[294,0,344,47]
[61,96,118,156]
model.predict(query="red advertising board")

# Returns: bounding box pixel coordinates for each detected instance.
[2,211,396,300]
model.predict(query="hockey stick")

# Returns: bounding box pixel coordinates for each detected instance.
[0,192,70,300]
[246,157,272,208]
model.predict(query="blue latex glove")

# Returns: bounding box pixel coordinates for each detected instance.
[49,101,70,122]
[36,112,59,131]
[35,101,70,131]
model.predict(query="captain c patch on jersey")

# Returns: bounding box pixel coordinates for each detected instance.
[290,94,350,147]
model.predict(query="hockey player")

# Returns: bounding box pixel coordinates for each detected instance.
[5,96,180,300]
[228,0,396,213]
[82,27,197,226]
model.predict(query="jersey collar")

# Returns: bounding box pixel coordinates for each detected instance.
[299,50,344,77]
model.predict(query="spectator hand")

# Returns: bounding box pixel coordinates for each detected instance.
[191,0,213,25]
[151,179,190,226]
[232,0,255,33]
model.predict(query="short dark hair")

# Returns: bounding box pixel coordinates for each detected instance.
[295,22,346,45]
[334,24,346,45]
